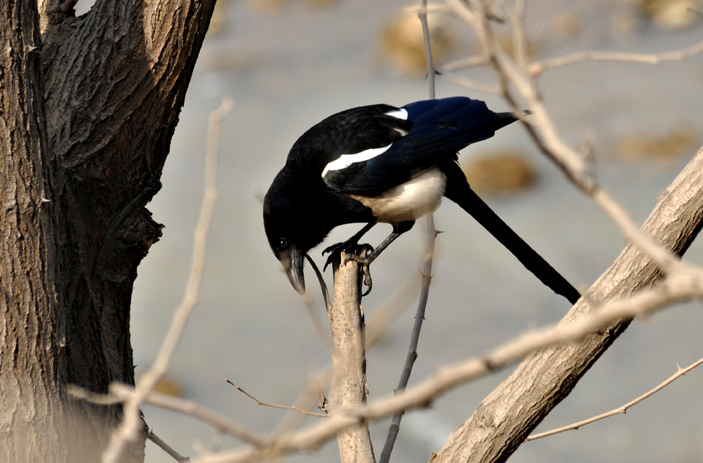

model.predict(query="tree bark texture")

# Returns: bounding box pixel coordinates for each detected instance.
[329,251,376,463]
[430,146,703,463]
[0,0,216,461]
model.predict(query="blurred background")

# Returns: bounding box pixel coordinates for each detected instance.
[77,0,703,461]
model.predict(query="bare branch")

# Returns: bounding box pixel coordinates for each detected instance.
[418,0,436,99]
[527,357,703,441]
[448,0,695,280]
[148,430,190,462]
[114,384,267,447]
[511,0,528,70]
[441,54,491,72]
[366,276,421,347]
[380,3,440,459]
[529,40,703,77]
[380,216,439,463]
[442,74,502,95]
[185,268,703,463]
[226,380,327,418]
[102,98,234,463]
[589,187,690,276]
[328,249,375,463]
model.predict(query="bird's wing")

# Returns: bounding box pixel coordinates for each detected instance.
[322,97,517,195]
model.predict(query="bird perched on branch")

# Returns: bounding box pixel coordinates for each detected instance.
[263,96,580,304]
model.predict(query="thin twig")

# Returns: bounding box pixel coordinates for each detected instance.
[67,385,123,405]
[511,0,528,70]
[526,357,703,441]
[226,380,327,418]
[366,275,421,348]
[269,369,333,436]
[148,430,190,462]
[441,54,490,72]
[380,216,438,463]
[589,187,689,276]
[380,3,438,460]
[418,0,436,99]
[442,74,501,95]
[101,98,234,463]
[69,383,266,447]
[116,383,267,447]
[529,40,703,77]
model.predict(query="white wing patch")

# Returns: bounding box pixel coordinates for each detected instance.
[385,108,408,120]
[321,108,409,179]
[321,143,392,178]
[386,108,409,136]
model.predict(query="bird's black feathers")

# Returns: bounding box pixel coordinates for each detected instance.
[264,96,579,303]
[318,97,518,195]
[441,161,581,304]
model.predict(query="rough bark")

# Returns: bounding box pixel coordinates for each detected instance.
[0,0,216,461]
[329,251,376,463]
[430,146,703,463]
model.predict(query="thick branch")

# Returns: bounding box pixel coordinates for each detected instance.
[329,250,375,463]
[430,146,703,463]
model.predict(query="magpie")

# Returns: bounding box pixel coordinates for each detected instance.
[263,96,580,304]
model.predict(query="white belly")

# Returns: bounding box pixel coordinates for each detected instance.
[351,168,447,225]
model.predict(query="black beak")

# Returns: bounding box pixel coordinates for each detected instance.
[280,246,305,293]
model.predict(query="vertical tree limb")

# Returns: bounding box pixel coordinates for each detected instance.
[329,250,376,463]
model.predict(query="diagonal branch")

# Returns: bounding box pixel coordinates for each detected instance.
[428,151,703,462]
[226,380,327,418]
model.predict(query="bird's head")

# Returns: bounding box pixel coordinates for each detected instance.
[263,171,330,294]
[263,197,307,294]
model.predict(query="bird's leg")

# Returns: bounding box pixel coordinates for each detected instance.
[323,222,376,271]
[346,221,415,295]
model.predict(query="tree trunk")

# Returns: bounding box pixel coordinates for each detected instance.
[0,0,216,461]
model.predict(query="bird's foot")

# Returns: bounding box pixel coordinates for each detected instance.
[343,244,375,296]
[322,241,348,271]
[323,239,363,271]
[322,243,375,296]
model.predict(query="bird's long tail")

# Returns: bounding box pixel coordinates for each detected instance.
[442,161,580,304]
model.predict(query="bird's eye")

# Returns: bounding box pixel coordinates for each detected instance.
[278,237,288,248]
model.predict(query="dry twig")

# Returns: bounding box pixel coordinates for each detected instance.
[529,40,703,77]
[226,380,327,418]
[148,430,190,462]
[526,357,703,441]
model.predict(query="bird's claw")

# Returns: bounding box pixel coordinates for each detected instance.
[322,243,375,295]
[343,244,374,296]
[322,242,346,272]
